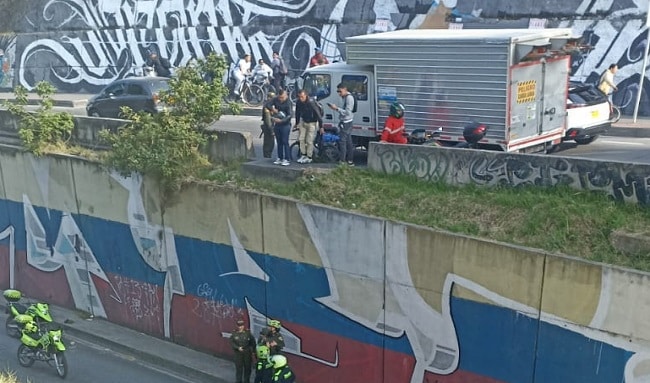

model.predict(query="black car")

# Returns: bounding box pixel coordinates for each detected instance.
[86,77,170,118]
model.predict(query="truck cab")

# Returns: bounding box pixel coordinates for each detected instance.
[301,63,377,148]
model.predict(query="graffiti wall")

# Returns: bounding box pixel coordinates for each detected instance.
[2,149,650,382]
[368,142,650,206]
[1,0,649,114]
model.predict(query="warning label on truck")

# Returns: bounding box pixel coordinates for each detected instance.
[516,80,537,104]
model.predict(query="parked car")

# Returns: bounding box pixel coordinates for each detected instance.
[86,77,170,118]
[564,81,611,145]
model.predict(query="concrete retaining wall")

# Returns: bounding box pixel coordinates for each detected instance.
[368,142,650,206]
[0,110,254,160]
[0,148,648,382]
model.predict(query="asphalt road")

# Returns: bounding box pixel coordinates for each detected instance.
[208,115,650,165]
[0,318,194,383]
[20,109,650,165]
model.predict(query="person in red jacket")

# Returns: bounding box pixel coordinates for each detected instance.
[309,47,329,67]
[380,102,407,144]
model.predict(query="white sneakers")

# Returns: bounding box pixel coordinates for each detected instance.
[281,159,290,166]
[273,158,282,165]
[297,156,313,164]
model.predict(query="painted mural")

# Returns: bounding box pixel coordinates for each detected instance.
[2,150,650,382]
[4,0,650,114]
[369,143,650,206]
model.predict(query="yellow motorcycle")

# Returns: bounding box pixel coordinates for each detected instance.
[15,313,68,379]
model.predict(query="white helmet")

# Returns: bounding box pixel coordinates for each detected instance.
[271,354,287,369]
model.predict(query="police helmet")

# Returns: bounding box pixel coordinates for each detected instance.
[268,319,282,329]
[389,102,405,118]
[271,354,287,369]
[256,345,270,359]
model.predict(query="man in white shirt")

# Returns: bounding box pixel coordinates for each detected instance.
[252,59,273,85]
[233,54,252,97]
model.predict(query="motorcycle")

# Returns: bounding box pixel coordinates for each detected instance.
[406,122,488,149]
[15,313,68,379]
[4,289,53,339]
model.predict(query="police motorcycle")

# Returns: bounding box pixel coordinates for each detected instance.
[4,289,53,339]
[15,312,68,379]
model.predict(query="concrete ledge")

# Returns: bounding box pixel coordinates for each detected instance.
[204,130,255,162]
[241,159,335,182]
[605,126,650,138]
[0,97,87,108]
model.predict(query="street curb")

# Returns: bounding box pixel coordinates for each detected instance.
[0,98,87,108]
[605,126,650,138]
[61,321,227,383]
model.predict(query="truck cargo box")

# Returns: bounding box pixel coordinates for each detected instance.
[344,28,573,152]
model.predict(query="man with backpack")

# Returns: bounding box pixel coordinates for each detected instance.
[294,90,323,163]
[327,83,356,166]
[271,51,288,90]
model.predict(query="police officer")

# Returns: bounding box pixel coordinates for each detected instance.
[258,319,285,355]
[254,345,273,383]
[231,319,256,383]
[270,355,295,383]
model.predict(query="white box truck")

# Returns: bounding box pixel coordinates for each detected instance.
[301,28,576,153]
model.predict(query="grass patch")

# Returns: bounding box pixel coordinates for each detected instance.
[208,165,650,271]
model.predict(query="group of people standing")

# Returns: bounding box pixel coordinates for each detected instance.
[260,83,356,166]
[230,318,294,383]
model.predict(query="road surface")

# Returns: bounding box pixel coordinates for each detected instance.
[0,323,198,383]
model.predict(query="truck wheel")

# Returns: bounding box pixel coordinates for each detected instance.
[575,135,599,145]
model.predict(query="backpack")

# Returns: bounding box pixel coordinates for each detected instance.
[344,93,357,113]
[279,58,288,75]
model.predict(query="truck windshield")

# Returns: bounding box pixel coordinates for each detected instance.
[302,73,331,100]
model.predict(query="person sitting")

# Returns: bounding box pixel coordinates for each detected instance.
[309,47,329,67]
[252,59,273,85]
[380,102,408,144]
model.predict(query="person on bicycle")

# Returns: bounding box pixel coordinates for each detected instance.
[252,59,273,85]
[380,102,407,144]
[233,54,252,99]
[294,90,322,164]
[144,51,172,78]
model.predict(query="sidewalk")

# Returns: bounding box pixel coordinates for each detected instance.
[3,299,233,383]
[0,92,647,136]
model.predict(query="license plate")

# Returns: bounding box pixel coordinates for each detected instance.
[591,110,599,118]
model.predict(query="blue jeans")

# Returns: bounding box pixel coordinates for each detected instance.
[274,124,291,160]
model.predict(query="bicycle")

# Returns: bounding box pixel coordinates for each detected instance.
[226,75,265,106]
[610,103,621,123]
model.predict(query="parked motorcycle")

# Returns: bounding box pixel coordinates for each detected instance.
[406,123,488,149]
[4,289,53,339]
[15,313,68,379]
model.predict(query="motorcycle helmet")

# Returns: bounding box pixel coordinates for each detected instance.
[273,111,286,120]
[389,102,405,118]
[268,319,282,329]
[27,302,52,322]
[256,345,270,360]
[409,129,427,145]
[271,355,288,369]
[462,122,488,145]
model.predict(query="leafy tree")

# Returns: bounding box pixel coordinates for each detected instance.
[4,82,75,156]
[101,53,238,198]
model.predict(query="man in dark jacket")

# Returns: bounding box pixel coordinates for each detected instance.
[231,319,256,383]
[145,52,172,78]
[270,90,293,166]
[294,90,322,163]
[261,92,276,158]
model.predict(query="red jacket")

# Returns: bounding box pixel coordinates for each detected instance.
[309,53,329,67]
[380,116,407,144]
